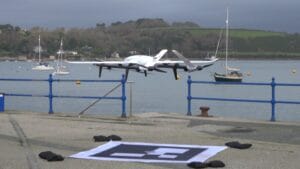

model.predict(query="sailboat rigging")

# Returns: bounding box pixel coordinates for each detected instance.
[214,8,243,82]
[32,35,54,71]
[53,39,70,75]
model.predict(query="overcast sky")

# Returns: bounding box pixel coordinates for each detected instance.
[1,0,299,33]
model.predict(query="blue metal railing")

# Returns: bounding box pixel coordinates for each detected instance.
[0,74,127,117]
[187,76,300,121]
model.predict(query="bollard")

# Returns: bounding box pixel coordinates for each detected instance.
[199,106,211,117]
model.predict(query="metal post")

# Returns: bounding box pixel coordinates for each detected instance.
[48,74,53,114]
[121,75,127,118]
[270,77,276,121]
[128,81,133,117]
[0,93,4,112]
[187,75,192,116]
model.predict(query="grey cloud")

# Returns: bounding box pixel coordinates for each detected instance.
[0,0,299,32]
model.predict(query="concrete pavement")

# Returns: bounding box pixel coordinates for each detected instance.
[0,111,299,169]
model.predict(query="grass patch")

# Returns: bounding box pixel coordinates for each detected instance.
[188,28,285,38]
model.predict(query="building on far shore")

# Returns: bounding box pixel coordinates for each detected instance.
[111,51,120,58]
[17,55,27,61]
[49,55,56,60]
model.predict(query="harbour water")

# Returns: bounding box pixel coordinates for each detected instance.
[0,60,299,121]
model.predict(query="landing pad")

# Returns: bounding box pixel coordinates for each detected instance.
[70,141,227,163]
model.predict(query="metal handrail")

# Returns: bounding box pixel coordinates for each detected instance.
[187,76,300,121]
[0,74,127,117]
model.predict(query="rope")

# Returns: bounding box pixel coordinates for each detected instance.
[78,83,122,116]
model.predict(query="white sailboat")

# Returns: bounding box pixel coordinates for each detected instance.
[32,35,54,71]
[214,8,243,82]
[52,39,70,75]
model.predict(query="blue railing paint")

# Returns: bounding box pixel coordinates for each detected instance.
[53,95,122,99]
[0,74,126,117]
[270,77,276,121]
[187,76,300,121]
[121,74,127,118]
[276,100,300,104]
[0,78,47,82]
[190,80,271,86]
[5,94,48,97]
[191,97,270,104]
[187,76,192,116]
[48,74,53,114]
[53,79,122,83]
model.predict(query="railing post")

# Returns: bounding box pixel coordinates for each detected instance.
[128,81,134,117]
[270,77,276,121]
[121,74,127,118]
[48,74,53,114]
[187,75,192,116]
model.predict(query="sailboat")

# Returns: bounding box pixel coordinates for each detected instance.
[52,39,70,75]
[32,35,54,71]
[214,8,243,82]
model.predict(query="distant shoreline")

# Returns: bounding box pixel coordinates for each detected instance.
[1,53,300,61]
[1,57,300,62]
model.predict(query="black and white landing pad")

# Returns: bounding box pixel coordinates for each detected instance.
[70,142,227,163]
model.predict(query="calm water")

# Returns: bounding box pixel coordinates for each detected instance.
[0,60,299,122]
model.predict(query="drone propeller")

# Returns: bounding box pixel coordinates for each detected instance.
[98,66,102,77]
[173,66,179,80]
[172,50,197,71]
[148,66,167,73]
[125,68,129,81]
[153,67,167,73]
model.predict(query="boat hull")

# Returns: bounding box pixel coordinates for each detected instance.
[52,70,70,75]
[32,65,54,71]
[214,72,242,82]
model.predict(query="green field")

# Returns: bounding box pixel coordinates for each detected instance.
[215,51,300,59]
[186,28,285,38]
[142,27,286,38]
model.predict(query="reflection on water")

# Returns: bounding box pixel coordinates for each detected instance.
[0,60,299,121]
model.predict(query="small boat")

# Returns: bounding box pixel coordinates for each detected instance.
[214,8,243,82]
[32,35,54,71]
[52,39,70,75]
[32,62,55,71]
[214,71,242,82]
[52,70,69,75]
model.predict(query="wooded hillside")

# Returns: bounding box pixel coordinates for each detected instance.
[1,18,300,59]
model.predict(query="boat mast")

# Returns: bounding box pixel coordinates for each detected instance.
[214,29,223,57]
[38,35,41,63]
[59,39,63,69]
[225,8,229,75]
